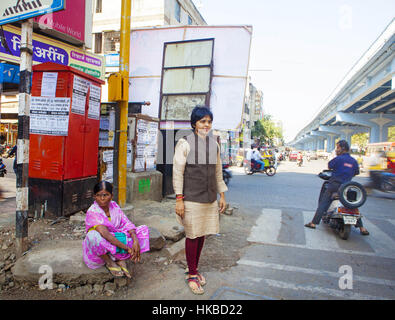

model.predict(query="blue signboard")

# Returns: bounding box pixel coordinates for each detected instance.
[0,0,65,26]
[0,63,20,84]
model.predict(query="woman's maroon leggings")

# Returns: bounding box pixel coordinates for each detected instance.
[185,236,205,275]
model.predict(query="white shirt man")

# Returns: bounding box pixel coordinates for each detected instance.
[246,148,253,161]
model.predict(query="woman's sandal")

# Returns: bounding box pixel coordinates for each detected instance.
[186,276,204,295]
[184,268,206,286]
[105,264,124,277]
[116,261,132,279]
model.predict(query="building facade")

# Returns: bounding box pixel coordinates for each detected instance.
[91,0,207,99]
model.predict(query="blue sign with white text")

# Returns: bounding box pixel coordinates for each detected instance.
[0,63,20,84]
[0,0,65,26]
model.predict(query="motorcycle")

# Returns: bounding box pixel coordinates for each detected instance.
[297,157,303,167]
[365,171,395,194]
[0,158,7,177]
[243,159,276,176]
[318,170,367,240]
[222,163,232,186]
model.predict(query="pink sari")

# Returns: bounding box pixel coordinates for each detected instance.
[82,200,150,269]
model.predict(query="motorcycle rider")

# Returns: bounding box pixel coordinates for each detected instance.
[304,140,369,236]
[7,145,17,175]
[297,151,303,165]
[252,146,265,171]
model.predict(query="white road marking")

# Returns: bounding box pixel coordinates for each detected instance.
[358,217,395,259]
[247,208,395,259]
[243,277,389,300]
[247,208,282,243]
[388,219,395,229]
[303,211,343,252]
[238,259,395,287]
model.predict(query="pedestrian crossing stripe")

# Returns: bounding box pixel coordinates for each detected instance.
[248,208,395,259]
[242,276,389,300]
[237,259,395,287]
[2,1,43,17]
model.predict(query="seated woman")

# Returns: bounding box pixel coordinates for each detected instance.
[83,181,150,278]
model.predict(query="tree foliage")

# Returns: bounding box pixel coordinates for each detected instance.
[388,126,395,142]
[351,132,369,149]
[251,114,284,146]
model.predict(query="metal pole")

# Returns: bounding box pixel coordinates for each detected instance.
[117,0,131,207]
[16,19,33,257]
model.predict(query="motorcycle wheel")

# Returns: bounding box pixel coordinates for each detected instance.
[381,180,395,193]
[339,224,351,240]
[265,166,276,176]
[223,173,230,186]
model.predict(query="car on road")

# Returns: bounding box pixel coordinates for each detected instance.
[289,151,299,161]
[317,150,329,160]
[307,151,318,160]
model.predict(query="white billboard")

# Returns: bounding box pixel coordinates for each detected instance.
[129,25,252,130]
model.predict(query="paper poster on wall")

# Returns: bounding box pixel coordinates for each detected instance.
[134,156,145,172]
[109,110,115,130]
[41,72,58,97]
[102,150,114,183]
[88,84,101,119]
[137,120,148,144]
[30,97,71,136]
[127,142,132,168]
[71,75,89,115]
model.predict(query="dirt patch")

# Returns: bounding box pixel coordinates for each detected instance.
[0,199,254,299]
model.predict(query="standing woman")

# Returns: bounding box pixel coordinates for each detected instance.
[83,181,150,278]
[173,106,228,295]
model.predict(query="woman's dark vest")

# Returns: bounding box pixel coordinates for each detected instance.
[183,132,218,203]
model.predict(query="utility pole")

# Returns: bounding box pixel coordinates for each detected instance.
[117,0,131,207]
[16,18,33,257]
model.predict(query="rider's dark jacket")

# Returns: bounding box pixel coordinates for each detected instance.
[328,153,359,184]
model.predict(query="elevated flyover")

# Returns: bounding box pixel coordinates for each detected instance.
[289,19,395,152]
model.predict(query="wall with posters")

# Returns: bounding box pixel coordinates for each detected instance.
[128,114,160,173]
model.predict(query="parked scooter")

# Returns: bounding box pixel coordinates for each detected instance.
[318,170,367,240]
[0,158,7,177]
[222,163,232,186]
[243,159,276,176]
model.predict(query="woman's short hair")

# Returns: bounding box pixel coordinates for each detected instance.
[337,140,350,152]
[93,181,113,195]
[190,106,213,129]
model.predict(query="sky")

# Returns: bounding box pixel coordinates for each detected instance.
[194,0,395,142]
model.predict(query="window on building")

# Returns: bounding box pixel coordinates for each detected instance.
[160,39,214,121]
[94,33,102,53]
[103,31,121,53]
[175,1,181,22]
[188,15,192,25]
[96,0,102,13]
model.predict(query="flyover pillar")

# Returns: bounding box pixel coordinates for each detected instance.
[336,112,395,143]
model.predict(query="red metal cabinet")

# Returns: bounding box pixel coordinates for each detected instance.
[29,62,104,180]
[28,62,104,217]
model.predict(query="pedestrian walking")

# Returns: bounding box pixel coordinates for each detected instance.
[173,106,228,295]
